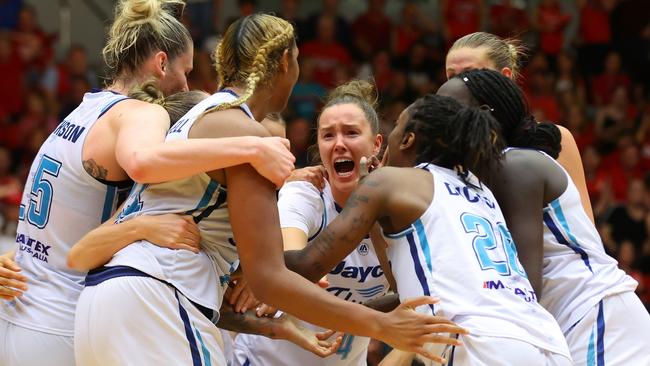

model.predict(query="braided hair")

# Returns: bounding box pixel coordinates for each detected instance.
[455,69,562,158]
[405,94,504,182]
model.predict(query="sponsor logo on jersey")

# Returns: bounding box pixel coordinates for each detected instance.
[482,279,537,302]
[357,243,369,256]
[16,233,51,263]
[329,260,384,282]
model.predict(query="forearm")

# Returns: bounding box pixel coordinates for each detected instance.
[127,137,260,183]
[216,303,283,339]
[67,219,141,271]
[364,293,400,313]
[253,267,382,339]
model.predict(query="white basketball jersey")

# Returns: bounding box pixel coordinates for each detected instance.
[107,91,250,314]
[0,91,132,336]
[234,181,389,366]
[531,149,638,333]
[383,163,570,357]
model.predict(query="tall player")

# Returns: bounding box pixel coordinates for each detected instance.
[285,94,572,365]
[73,14,465,365]
[0,1,295,365]
[233,80,393,366]
[445,32,594,223]
[438,68,650,365]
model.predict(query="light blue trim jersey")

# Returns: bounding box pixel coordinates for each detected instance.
[0,91,131,336]
[234,180,389,366]
[107,91,253,315]
[383,163,570,358]
[527,149,638,334]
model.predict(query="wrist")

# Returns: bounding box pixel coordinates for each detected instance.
[244,136,263,167]
[130,216,150,241]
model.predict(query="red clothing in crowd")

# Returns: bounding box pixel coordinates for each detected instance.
[489,3,528,38]
[579,1,612,45]
[536,2,571,55]
[351,11,392,56]
[300,40,351,88]
[444,0,482,44]
[592,73,631,105]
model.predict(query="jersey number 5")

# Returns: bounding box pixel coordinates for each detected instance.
[27,155,62,229]
[461,213,527,277]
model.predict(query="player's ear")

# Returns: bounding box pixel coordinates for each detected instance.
[400,131,415,151]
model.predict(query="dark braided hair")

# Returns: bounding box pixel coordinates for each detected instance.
[455,69,562,158]
[405,94,504,183]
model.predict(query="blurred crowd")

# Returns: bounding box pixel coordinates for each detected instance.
[0,0,649,317]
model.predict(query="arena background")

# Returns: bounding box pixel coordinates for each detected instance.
[0,1,648,359]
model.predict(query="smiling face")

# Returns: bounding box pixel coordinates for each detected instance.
[318,103,382,194]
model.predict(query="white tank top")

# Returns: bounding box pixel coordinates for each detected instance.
[383,163,570,358]
[529,149,638,333]
[0,91,132,336]
[107,91,252,315]
[235,181,389,366]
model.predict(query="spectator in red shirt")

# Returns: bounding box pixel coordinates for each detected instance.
[0,146,21,235]
[391,2,424,57]
[531,0,571,61]
[591,50,631,105]
[351,0,392,60]
[11,4,54,82]
[300,14,351,88]
[441,0,484,47]
[577,0,616,77]
[488,0,528,38]
[0,30,23,116]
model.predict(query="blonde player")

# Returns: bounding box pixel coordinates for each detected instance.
[72,14,465,366]
[286,94,573,365]
[445,32,594,223]
[438,68,650,365]
[234,81,393,366]
[0,1,296,365]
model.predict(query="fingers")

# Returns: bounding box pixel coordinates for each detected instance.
[0,284,24,299]
[421,323,470,336]
[0,276,27,292]
[0,266,27,283]
[280,137,291,149]
[413,346,447,365]
[399,296,440,310]
[317,276,329,289]
[315,329,336,341]
[229,280,246,306]
[0,258,21,272]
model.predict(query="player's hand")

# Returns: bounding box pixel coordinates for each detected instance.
[376,296,468,364]
[139,214,200,253]
[255,303,279,318]
[358,155,381,182]
[275,313,343,358]
[225,277,260,313]
[251,136,296,188]
[285,166,328,191]
[0,251,27,300]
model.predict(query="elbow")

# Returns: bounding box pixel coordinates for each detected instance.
[66,250,85,272]
[124,151,153,184]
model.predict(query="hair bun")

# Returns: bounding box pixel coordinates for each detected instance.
[326,79,378,109]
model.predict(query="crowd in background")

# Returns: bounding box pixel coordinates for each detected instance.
[0,0,649,320]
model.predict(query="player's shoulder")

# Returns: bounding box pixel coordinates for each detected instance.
[193,107,269,139]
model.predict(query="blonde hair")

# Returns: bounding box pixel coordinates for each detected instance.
[450,32,526,80]
[129,81,209,125]
[203,13,295,115]
[103,0,191,81]
[320,79,380,134]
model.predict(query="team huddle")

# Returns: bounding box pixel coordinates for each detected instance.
[1,1,649,365]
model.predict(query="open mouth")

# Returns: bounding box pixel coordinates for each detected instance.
[333,158,355,177]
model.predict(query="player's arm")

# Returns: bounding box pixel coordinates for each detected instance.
[488,150,546,296]
[194,113,464,361]
[110,100,294,187]
[216,303,342,358]
[556,125,594,223]
[67,207,200,271]
[0,250,26,300]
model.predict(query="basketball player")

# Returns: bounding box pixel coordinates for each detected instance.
[233,80,394,366]
[445,32,594,223]
[0,1,296,365]
[438,68,650,365]
[73,14,464,365]
[285,94,573,365]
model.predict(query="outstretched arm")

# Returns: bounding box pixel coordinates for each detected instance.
[110,100,295,187]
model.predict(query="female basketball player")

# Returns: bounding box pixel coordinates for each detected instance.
[73,14,464,365]
[0,0,293,365]
[438,68,650,365]
[285,94,572,365]
[233,80,395,366]
[445,32,594,223]
[0,1,296,365]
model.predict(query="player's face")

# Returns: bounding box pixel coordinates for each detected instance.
[270,44,300,112]
[159,43,194,96]
[385,107,412,168]
[318,103,381,193]
[445,46,496,79]
[436,78,481,108]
